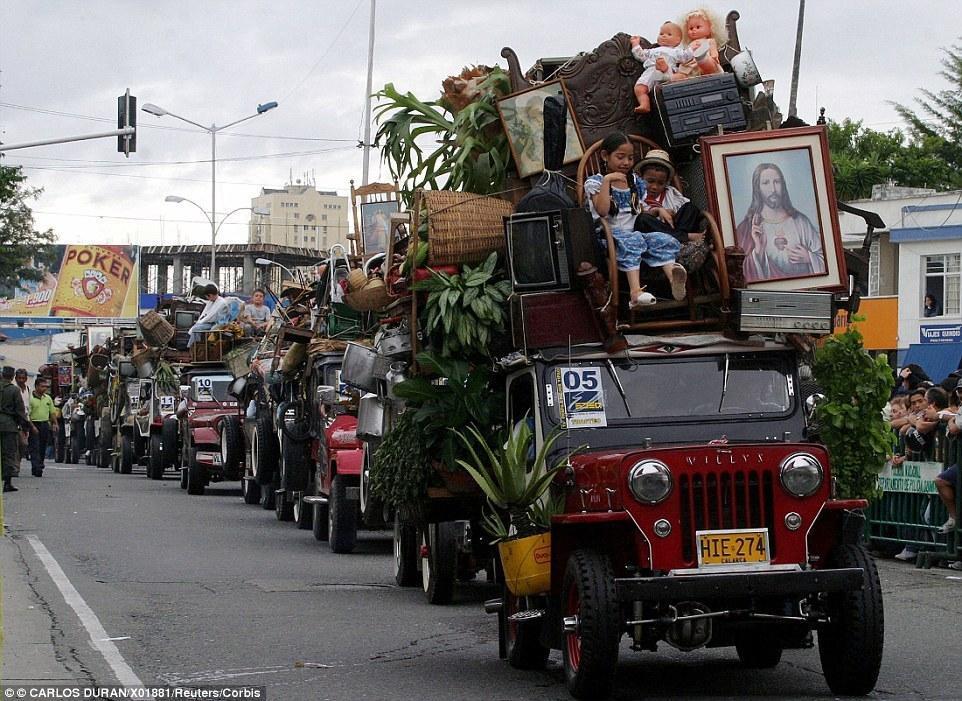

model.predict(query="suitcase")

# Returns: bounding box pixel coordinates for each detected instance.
[510,291,601,352]
[655,73,746,147]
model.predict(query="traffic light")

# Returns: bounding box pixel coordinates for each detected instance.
[118,90,137,157]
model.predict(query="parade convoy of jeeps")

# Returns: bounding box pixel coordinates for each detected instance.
[76,13,889,699]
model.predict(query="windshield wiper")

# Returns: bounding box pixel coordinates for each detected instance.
[717,353,730,413]
[606,359,631,417]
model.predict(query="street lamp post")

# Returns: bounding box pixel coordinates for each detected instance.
[142,100,278,274]
[165,196,269,286]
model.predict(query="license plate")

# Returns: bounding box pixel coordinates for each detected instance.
[696,528,770,568]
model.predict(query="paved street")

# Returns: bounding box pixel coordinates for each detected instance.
[3,459,962,700]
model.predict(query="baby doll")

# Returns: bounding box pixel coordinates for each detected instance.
[630,22,694,114]
[673,7,727,81]
[583,132,687,308]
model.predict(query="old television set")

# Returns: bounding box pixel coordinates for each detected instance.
[174,311,196,330]
[504,209,595,294]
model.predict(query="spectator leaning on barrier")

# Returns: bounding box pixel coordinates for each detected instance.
[934,381,962,537]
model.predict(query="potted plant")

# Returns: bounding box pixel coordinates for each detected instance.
[454,417,579,596]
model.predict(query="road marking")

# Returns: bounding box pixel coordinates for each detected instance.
[26,534,143,687]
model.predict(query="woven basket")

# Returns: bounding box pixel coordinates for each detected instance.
[415,189,514,266]
[139,310,175,347]
[344,278,392,313]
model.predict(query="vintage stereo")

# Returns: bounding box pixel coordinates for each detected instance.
[735,289,835,335]
[504,208,596,294]
[510,291,601,351]
[655,72,746,147]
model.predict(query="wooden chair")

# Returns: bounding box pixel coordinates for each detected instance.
[349,180,401,259]
[576,135,729,333]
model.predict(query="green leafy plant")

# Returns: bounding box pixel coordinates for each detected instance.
[413,252,511,358]
[391,351,503,469]
[373,68,512,201]
[812,322,895,499]
[369,410,433,513]
[453,417,576,539]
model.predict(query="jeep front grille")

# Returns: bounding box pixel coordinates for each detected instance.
[679,470,777,563]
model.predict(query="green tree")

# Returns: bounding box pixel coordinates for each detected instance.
[812,324,895,500]
[0,165,56,295]
[893,41,962,181]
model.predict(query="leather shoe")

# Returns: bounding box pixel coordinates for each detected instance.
[3,482,17,492]
[32,470,42,477]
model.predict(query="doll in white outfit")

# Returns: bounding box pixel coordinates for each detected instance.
[630,22,694,114]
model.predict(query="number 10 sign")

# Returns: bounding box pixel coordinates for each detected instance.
[556,367,607,428]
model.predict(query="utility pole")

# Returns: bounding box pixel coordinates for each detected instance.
[788,0,805,119]
[361,0,376,186]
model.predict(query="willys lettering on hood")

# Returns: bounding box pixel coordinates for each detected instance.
[686,452,766,466]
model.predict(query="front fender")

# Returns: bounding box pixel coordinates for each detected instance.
[332,447,364,476]
[192,426,220,447]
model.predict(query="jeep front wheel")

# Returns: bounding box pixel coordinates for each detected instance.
[562,549,621,700]
[818,544,884,696]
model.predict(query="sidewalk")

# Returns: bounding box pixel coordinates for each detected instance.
[0,530,85,684]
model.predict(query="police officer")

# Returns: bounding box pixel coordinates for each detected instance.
[1,366,32,492]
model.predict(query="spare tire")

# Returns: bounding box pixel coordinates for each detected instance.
[252,414,277,486]
[162,417,180,469]
[219,415,244,476]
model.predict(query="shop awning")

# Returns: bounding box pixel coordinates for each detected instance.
[901,342,962,382]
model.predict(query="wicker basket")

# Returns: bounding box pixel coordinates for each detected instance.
[139,311,175,347]
[224,343,256,379]
[415,189,514,266]
[344,278,392,313]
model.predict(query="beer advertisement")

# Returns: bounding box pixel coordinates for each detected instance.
[0,245,140,319]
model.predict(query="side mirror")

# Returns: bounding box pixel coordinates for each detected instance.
[805,393,826,421]
[229,376,248,399]
[316,385,337,405]
[119,361,136,378]
[180,385,190,399]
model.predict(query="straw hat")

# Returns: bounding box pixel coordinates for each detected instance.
[634,149,675,180]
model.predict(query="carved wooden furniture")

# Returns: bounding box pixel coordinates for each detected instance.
[501,12,745,152]
[575,135,729,332]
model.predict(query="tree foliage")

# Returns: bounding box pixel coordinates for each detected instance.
[828,41,962,200]
[0,165,56,295]
[812,324,895,500]
[893,42,962,178]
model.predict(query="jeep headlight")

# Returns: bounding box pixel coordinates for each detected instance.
[628,460,673,504]
[779,452,823,497]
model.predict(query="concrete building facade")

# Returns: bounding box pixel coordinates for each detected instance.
[248,182,349,251]
[838,183,962,378]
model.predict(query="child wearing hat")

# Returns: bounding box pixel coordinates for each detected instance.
[633,149,705,249]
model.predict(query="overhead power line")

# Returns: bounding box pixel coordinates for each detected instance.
[0,101,356,143]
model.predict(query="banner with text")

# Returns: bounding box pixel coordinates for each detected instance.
[0,245,140,319]
[876,460,943,494]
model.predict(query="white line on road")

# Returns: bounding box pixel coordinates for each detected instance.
[26,534,143,687]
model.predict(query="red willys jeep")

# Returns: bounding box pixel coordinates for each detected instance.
[487,333,883,700]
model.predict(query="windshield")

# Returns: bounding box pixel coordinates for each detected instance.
[190,375,232,403]
[546,354,794,426]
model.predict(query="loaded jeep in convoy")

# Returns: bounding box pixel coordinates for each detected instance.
[176,364,244,495]
[487,295,883,700]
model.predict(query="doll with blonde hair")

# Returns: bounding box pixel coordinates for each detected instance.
[673,7,727,80]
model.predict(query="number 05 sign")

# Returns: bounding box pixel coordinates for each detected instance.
[556,367,607,428]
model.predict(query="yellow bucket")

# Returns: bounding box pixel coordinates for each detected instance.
[499,532,551,596]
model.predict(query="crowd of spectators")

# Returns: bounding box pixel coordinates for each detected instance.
[885,364,961,566]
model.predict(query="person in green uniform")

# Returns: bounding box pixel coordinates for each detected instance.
[1,366,33,492]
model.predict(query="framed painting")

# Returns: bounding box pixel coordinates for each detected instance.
[358,199,399,258]
[701,126,847,291]
[497,80,585,179]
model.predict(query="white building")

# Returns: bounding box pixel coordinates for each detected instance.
[249,181,349,251]
[838,183,962,379]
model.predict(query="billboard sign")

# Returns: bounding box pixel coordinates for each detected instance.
[0,245,140,319]
[920,324,962,344]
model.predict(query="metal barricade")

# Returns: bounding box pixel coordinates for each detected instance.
[866,425,960,568]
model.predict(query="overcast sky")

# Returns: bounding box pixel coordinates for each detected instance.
[0,1,958,248]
